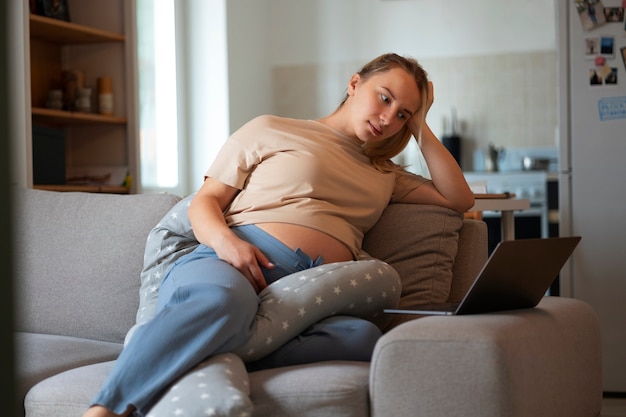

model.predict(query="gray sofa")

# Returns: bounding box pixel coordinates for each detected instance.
[13,187,603,417]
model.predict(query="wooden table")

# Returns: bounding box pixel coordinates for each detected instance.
[469,194,530,241]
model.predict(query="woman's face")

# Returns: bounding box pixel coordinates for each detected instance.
[346,67,421,144]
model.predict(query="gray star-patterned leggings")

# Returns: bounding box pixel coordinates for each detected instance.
[90,225,382,416]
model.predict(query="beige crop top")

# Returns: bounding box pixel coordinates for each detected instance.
[205,115,430,258]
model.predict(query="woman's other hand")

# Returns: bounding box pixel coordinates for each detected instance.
[211,232,273,293]
[188,178,273,292]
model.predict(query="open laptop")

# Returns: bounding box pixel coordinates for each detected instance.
[384,236,581,316]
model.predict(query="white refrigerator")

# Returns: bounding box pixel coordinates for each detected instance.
[557,1,626,393]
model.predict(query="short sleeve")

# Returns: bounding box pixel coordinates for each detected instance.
[204,117,268,189]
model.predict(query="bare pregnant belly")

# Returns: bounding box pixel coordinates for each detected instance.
[256,223,354,264]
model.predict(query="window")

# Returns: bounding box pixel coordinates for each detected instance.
[136,0,229,196]
[136,0,180,191]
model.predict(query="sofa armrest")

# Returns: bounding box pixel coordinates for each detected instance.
[448,219,488,303]
[369,297,602,417]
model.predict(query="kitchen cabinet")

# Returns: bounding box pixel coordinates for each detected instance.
[26,1,137,193]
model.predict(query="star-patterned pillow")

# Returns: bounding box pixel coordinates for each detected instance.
[233,259,401,362]
[136,193,198,325]
[146,353,253,417]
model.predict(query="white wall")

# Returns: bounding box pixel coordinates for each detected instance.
[225,0,557,171]
[226,1,273,132]
[267,0,555,65]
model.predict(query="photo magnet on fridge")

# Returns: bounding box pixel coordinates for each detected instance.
[599,36,615,58]
[585,37,600,58]
[575,0,607,31]
[603,7,624,23]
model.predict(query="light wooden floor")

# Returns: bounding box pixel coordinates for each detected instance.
[602,397,626,417]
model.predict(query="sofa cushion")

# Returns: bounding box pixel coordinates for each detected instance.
[24,360,370,417]
[23,361,115,417]
[362,203,463,331]
[15,332,122,404]
[13,188,181,343]
[249,362,370,417]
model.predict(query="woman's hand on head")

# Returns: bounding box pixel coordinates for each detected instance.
[398,80,475,213]
[408,81,434,135]
[425,81,434,114]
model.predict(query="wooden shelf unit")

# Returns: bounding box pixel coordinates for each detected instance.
[29,14,125,44]
[28,14,126,113]
[32,107,127,125]
[28,3,134,194]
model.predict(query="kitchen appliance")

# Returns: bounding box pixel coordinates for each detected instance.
[484,143,505,172]
[441,108,462,167]
[478,146,560,173]
[522,156,553,171]
[557,1,626,393]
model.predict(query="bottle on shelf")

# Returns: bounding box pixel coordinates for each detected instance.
[75,87,92,113]
[97,76,113,115]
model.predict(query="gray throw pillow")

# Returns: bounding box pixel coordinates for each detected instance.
[362,203,463,331]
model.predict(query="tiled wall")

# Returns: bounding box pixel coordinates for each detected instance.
[273,50,557,172]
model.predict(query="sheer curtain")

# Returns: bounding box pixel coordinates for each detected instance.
[136,0,229,196]
[136,0,180,192]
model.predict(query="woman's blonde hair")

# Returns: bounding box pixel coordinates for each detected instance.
[338,53,429,171]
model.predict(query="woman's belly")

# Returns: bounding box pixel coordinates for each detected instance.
[256,223,353,263]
